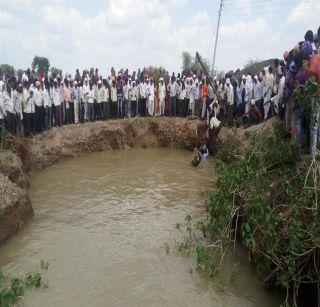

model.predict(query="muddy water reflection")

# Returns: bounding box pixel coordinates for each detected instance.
[0,149,281,306]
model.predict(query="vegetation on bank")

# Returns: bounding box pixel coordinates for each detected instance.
[0,261,49,307]
[176,122,319,306]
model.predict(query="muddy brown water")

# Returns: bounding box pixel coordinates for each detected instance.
[0,148,282,306]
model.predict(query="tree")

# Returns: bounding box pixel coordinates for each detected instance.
[148,66,164,85]
[50,67,62,79]
[16,69,24,80]
[181,51,211,76]
[32,56,50,79]
[0,64,14,78]
[181,51,193,72]
[243,58,264,76]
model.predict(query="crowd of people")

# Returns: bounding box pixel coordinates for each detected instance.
[0,27,319,161]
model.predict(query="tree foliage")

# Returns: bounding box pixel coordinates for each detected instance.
[50,67,62,79]
[243,58,264,76]
[181,51,210,76]
[32,56,50,78]
[0,64,14,78]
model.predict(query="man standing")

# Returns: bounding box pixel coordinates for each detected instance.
[123,79,130,118]
[22,85,35,137]
[200,78,208,120]
[225,78,234,126]
[130,81,138,117]
[43,82,52,129]
[52,79,62,127]
[111,80,117,118]
[158,78,166,116]
[147,79,155,116]
[167,77,176,117]
[139,79,147,116]
[34,80,44,132]
[72,81,80,124]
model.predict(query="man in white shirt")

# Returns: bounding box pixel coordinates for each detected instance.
[100,80,109,120]
[130,81,138,117]
[13,84,23,134]
[167,77,176,116]
[123,80,130,118]
[52,79,63,127]
[22,84,35,136]
[147,79,155,116]
[225,78,234,126]
[139,80,147,116]
[110,80,118,118]
[0,84,4,142]
[158,78,166,116]
[34,80,44,133]
[83,79,90,121]
[3,83,16,134]
[43,82,52,129]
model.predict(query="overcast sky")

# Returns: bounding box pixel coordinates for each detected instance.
[0,0,319,75]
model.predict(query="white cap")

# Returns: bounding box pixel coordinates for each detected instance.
[225,78,230,85]
[254,75,258,81]
[251,99,256,106]
[242,75,246,80]
[35,81,40,86]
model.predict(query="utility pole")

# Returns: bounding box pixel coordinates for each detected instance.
[211,0,223,76]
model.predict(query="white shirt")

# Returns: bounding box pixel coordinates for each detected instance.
[253,81,262,100]
[13,90,23,119]
[23,91,35,113]
[88,89,94,103]
[43,89,52,108]
[3,91,15,114]
[147,84,154,101]
[123,84,129,100]
[167,82,176,98]
[226,84,234,105]
[100,86,109,102]
[139,83,147,99]
[130,86,138,101]
[34,88,43,107]
[52,87,61,106]
[0,92,5,119]
[111,86,117,102]
[158,83,166,100]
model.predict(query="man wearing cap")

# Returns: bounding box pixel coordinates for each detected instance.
[130,81,138,117]
[34,80,44,132]
[96,80,103,120]
[147,79,155,116]
[110,80,117,118]
[100,80,109,120]
[167,77,176,116]
[43,82,52,130]
[22,83,35,136]
[13,83,23,134]
[58,78,65,124]
[83,79,90,122]
[225,78,234,126]
[123,79,130,118]
[252,75,262,120]
[72,81,80,124]
[158,78,166,116]
[52,80,62,127]
[3,83,16,134]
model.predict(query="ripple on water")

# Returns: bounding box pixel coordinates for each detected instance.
[0,148,282,307]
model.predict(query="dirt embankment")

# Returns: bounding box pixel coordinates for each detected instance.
[0,117,207,243]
